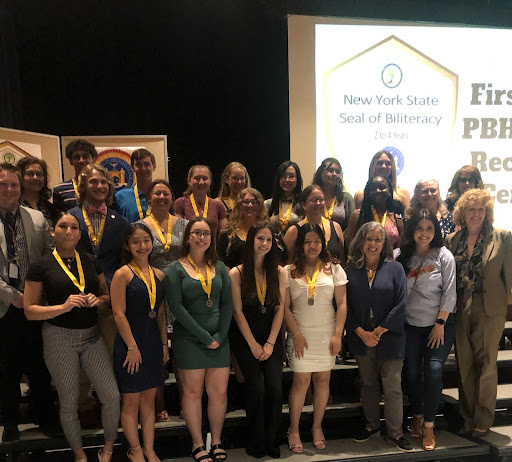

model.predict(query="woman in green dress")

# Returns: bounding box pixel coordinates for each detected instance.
[165,217,233,462]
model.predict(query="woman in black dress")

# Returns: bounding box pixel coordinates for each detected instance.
[24,212,119,462]
[229,222,286,458]
[283,185,345,263]
[111,223,168,462]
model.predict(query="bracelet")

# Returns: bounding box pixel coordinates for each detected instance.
[266,341,274,346]
[127,345,137,350]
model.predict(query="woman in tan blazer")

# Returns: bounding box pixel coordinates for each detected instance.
[447,188,512,437]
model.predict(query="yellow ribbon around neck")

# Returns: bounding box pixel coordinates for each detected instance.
[150,213,172,251]
[255,271,267,306]
[279,201,293,230]
[227,197,234,211]
[187,255,212,302]
[324,199,335,220]
[190,194,209,218]
[371,205,387,226]
[131,261,157,312]
[82,205,106,247]
[304,216,328,235]
[134,183,147,220]
[306,260,322,298]
[72,178,79,198]
[53,249,85,293]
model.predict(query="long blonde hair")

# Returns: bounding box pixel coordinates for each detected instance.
[217,162,251,199]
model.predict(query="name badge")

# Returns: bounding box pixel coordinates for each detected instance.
[9,262,18,279]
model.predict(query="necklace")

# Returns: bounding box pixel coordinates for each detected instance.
[63,256,76,270]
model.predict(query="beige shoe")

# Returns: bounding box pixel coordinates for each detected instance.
[422,425,435,451]
[410,415,424,438]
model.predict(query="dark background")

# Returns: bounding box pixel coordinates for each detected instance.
[1,0,512,197]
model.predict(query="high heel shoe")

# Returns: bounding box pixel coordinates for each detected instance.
[422,425,435,451]
[98,448,113,462]
[127,446,143,462]
[410,415,424,438]
[312,427,327,450]
[286,430,303,454]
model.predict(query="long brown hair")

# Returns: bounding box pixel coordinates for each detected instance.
[291,223,331,279]
[179,217,218,266]
[240,222,280,306]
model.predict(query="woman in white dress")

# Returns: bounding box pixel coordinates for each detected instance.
[284,223,348,453]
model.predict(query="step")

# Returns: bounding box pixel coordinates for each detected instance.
[443,384,512,407]
[472,424,512,457]
[161,430,488,461]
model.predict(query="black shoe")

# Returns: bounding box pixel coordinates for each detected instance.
[353,428,380,442]
[2,426,20,443]
[267,447,281,458]
[388,436,414,452]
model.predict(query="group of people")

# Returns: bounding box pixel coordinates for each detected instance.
[0,139,510,462]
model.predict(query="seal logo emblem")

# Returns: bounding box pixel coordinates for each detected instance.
[383,146,405,176]
[381,64,403,89]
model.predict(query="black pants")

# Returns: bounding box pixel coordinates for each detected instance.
[233,339,283,455]
[0,307,58,429]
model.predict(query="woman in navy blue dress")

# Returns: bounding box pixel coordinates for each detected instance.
[112,223,168,462]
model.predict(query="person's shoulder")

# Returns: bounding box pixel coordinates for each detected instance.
[20,204,45,223]
[174,196,186,204]
[215,260,228,272]
[68,205,82,216]
[153,267,165,280]
[106,208,129,224]
[114,187,134,201]
[438,246,454,261]
[53,179,73,190]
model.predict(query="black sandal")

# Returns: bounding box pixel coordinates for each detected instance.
[192,446,212,462]
[210,443,228,461]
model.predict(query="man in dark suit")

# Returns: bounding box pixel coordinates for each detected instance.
[69,163,129,353]
[0,162,60,442]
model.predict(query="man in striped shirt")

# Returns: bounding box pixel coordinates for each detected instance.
[53,139,98,211]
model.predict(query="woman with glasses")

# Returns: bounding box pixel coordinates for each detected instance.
[354,150,410,211]
[165,217,234,462]
[217,162,251,217]
[283,185,345,262]
[264,161,304,262]
[312,158,354,231]
[406,179,455,239]
[345,176,404,250]
[445,165,484,213]
[217,188,268,269]
[175,165,228,244]
[345,222,411,452]
[18,157,57,226]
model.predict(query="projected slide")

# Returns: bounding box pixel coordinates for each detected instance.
[306,21,512,229]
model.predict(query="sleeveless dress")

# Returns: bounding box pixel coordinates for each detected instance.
[286,264,348,372]
[113,269,165,393]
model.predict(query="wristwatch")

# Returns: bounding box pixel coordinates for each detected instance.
[435,318,446,326]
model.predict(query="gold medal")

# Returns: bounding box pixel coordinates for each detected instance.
[150,213,172,251]
[306,261,321,305]
[187,255,213,306]
[256,271,267,314]
[308,298,315,306]
[279,201,293,230]
[131,262,157,317]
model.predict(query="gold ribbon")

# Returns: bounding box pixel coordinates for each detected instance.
[279,201,293,230]
[53,249,85,293]
[131,261,157,312]
[72,178,79,198]
[306,260,322,298]
[190,194,209,218]
[134,183,147,220]
[187,255,212,302]
[371,205,387,226]
[82,206,106,247]
[255,271,267,306]
[324,199,335,220]
[227,197,234,211]
[304,216,328,235]
[150,213,172,251]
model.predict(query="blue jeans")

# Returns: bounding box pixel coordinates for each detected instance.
[405,314,455,422]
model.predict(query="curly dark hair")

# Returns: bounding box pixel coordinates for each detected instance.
[268,161,303,218]
[17,157,52,201]
[240,222,280,306]
[395,208,444,274]
[291,223,331,279]
[312,157,345,204]
[358,176,401,228]
[65,139,98,161]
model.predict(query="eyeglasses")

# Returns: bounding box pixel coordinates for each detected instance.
[241,199,258,206]
[324,167,342,175]
[190,230,211,238]
[365,237,383,244]
[420,188,438,195]
[458,177,475,184]
[280,174,296,180]
[229,176,246,183]
[307,197,325,204]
